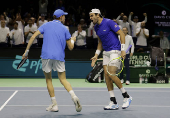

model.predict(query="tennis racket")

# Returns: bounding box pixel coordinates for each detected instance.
[17,50,29,69]
[106,45,132,76]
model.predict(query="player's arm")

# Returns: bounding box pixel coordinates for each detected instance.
[91,36,103,67]
[22,30,41,59]
[116,29,126,59]
[66,36,76,51]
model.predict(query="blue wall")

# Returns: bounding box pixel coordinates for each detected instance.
[0,55,92,78]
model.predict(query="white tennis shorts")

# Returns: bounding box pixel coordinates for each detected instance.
[103,50,121,67]
[41,59,65,73]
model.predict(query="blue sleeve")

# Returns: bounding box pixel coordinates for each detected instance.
[65,28,71,40]
[108,20,120,33]
[38,23,46,34]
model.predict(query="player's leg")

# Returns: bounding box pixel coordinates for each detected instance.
[103,51,119,110]
[55,61,82,112]
[125,54,130,85]
[108,52,132,109]
[42,59,58,112]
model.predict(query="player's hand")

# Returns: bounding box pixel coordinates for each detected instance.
[130,53,133,57]
[120,13,124,16]
[121,51,126,59]
[90,55,98,67]
[12,32,15,35]
[130,12,133,15]
[72,36,76,42]
[22,52,28,60]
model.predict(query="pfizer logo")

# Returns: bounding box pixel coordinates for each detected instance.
[162,10,166,15]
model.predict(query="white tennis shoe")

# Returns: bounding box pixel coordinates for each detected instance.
[126,80,130,85]
[46,103,59,112]
[104,101,119,110]
[122,96,132,109]
[72,96,82,112]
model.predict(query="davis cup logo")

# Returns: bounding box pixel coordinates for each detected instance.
[162,10,166,15]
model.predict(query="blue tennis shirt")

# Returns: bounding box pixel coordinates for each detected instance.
[38,20,71,62]
[94,18,121,51]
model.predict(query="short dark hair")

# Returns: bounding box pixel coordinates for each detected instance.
[53,15,61,20]
[13,22,18,25]
[95,13,103,18]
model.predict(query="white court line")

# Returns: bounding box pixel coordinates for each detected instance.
[0,90,18,111]
[5,105,170,108]
[0,90,170,92]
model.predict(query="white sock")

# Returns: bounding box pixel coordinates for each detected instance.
[120,87,126,93]
[109,90,115,97]
[51,97,57,104]
[69,90,76,98]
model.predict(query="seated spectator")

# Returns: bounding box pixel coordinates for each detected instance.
[24,19,38,47]
[37,14,48,47]
[9,22,24,47]
[136,22,149,52]
[152,31,170,56]
[0,12,9,27]
[116,13,131,35]
[0,20,10,47]
[72,24,86,49]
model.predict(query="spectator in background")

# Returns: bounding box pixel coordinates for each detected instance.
[136,22,149,52]
[159,31,170,56]
[113,18,122,29]
[0,20,10,47]
[128,12,147,46]
[72,24,86,49]
[152,31,170,56]
[0,12,10,27]
[89,22,98,49]
[39,0,48,16]
[37,14,48,47]
[14,13,25,34]
[30,17,37,27]
[56,0,65,11]
[116,13,131,35]
[10,22,24,47]
[79,19,87,30]
[24,19,38,47]
[119,27,134,85]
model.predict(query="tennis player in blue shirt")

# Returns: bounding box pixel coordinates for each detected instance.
[22,9,82,112]
[90,9,132,110]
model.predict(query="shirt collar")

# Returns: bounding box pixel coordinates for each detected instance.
[53,20,61,23]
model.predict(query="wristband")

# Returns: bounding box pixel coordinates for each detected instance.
[95,50,101,55]
[71,40,74,44]
[121,44,125,51]
[25,50,29,56]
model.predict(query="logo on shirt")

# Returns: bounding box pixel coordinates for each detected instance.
[114,25,117,28]
[103,30,106,31]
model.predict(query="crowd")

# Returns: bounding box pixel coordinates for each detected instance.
[0,0,169,56]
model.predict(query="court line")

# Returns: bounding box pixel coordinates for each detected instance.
[0,90,18,111]
[0,85,170,89]
[5,105,170,108]
[0,90,169,92]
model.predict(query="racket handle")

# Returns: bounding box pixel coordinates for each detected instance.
[25,50,29,56]
[126,45,132,53]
